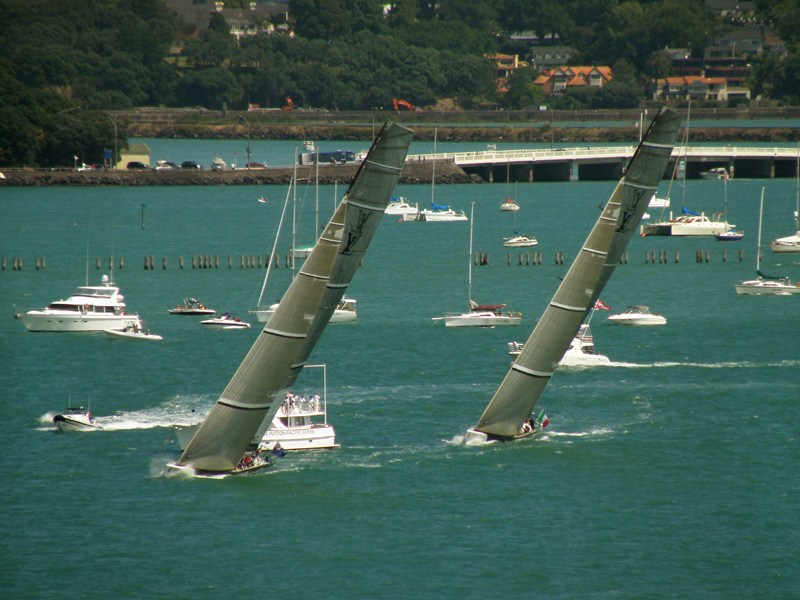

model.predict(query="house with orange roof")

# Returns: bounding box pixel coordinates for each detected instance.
[649,76,730,101]
[486,54,528,92]
[533,66,613,96]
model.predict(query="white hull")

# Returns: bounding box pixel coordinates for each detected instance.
[500,203,520,211]
[438,311,521,327]
[608,315,666,325]
[103,328,163,341]
[607,306,666,326]
[16,312,138,333]
[403,210,468,222]
[641,212,733,237]
[769,233,800,253]
[734,279,800,295]
[503,235,538,248]
[201,320,251,329]
[201,313,251,329]
[648,195,670,208]
[385,200,419,215]
[53,413,100,432]
[260,424,338,451]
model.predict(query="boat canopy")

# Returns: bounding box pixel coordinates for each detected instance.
[757,269,789,281]
[431,203,450,210]
[681,206,702,217]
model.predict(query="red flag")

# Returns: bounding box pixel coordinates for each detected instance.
[595,299,610,311]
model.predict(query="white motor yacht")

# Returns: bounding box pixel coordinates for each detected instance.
[15,274,139,332]
[260,391,338,451]
[607,305,666,326]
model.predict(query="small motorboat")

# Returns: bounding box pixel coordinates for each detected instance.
[257,197,268,203]
[169,298,216,315]
[103,320,162,341]
[53,407,100,432]
[201,312,251,329]
[700,167,728,180]
[503,233,538,248]
[607,305,666,326]
[716,229,744,241]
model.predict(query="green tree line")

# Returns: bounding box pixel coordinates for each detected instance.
[1,0,799,167]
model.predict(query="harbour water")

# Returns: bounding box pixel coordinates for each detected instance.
[2,142,799,598]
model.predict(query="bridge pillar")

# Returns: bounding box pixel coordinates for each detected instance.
[528,164,534,182]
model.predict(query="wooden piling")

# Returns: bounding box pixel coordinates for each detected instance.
[163,256,168,270]
[739,249,744,262]
[119,256,124,270]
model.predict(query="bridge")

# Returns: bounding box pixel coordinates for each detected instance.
[409,146,800,183]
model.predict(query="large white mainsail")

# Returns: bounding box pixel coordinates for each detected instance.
[250,121,413,443]
[173,121,412,474]
[174,203,347,474]
[469,107,681,441]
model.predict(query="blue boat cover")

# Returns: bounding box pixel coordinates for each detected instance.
[681,206,702,216]
[431,203,450,210]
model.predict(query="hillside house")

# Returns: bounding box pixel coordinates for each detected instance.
[533,66,613,96]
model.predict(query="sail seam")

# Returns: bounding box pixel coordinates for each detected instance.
[641,141,674,150]
[550,301,586,312]
[582,247,608,257]
[218,399,271,410]
[512,363,554,378]
[622,181,658,192]
[261,328,307,339]
[296,271,331,282]
[363,159,403,174]
[345,198,390,212]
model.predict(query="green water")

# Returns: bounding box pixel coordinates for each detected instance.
[1,172,798,598]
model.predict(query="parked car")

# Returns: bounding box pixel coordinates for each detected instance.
[181,160,201,170]
[245,162,267,169]
[126,161,150,170]
[156,160,178,170]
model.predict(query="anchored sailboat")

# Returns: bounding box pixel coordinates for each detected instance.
[168,121,412,476]
[465,107,680,443]
[769,144,800,253]
[433,202,521,327]
[734,187,800,295]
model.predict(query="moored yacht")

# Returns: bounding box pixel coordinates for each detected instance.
[15,274,139,332]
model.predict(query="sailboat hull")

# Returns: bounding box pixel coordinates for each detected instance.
[441,313,521,327]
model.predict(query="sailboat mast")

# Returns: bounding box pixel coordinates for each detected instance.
[431,127,437,207]
[468,202,474,305]
[256,176,293,308]
[315,145,320,239]
[757,187,765,272]
[795,143,799,233]
[292,156,297,275]
[682,101,690,208]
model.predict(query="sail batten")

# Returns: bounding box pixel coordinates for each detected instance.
[472,107,681,440]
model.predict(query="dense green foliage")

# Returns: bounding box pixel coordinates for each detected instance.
[1,0,799,167]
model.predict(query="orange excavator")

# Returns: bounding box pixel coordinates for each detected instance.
[282,96,294,111]
[393,98,421,112]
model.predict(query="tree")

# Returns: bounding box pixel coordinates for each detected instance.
[176,68,243,109]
